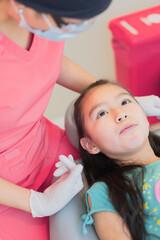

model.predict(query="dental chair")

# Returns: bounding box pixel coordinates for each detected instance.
[49,100,99,240]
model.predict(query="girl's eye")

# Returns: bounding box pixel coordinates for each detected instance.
[97,111,108,119]
[121,99,131,105]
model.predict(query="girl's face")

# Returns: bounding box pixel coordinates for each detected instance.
[80,84,149,160]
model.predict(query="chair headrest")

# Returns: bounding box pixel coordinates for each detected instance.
[65,99,79,150]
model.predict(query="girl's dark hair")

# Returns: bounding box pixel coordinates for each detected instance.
[74,79,160,240]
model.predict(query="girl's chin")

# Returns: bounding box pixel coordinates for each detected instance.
[122,136,145,150]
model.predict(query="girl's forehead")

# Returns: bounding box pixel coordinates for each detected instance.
[80,84,130,116]
[83,84,128,102]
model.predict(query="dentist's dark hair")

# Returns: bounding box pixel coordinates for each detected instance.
[74,79,160,240]
[17,0,112,19]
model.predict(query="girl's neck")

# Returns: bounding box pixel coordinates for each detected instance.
[117,141,160,167]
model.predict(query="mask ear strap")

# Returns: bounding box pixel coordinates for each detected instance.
[18,8,30,29]
[42,14,53,29]
[18,8,25,20]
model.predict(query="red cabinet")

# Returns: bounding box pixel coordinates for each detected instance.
[109,5,160,124]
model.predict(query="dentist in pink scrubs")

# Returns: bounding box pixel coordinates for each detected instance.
[0,0,113,239]
[0,0,160,239]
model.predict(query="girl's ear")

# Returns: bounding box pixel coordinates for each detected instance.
[80,137,100,154]
[10,0,25,11]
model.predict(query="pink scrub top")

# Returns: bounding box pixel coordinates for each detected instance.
[0,33,79,239]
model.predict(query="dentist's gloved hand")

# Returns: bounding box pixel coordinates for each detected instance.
[136,95,160,117]
[30,155,83,218]
[54,154,75,177]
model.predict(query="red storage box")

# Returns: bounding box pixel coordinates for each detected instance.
[109,5,160,125]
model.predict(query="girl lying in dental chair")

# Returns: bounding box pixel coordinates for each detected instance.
[56,79,160,240]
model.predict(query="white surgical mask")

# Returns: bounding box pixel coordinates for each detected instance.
[18,9,95,41]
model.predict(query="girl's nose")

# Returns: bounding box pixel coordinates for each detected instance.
[116,113,128,123]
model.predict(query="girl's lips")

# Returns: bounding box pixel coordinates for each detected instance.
[120,124,137,134]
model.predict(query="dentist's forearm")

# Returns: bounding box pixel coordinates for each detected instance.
[0,161,83,218]
[0,177,31,213]
[57,56,96,93]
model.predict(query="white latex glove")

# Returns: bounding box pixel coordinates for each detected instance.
[54,154,74,177]
[30,155,83,218]
[135,95,160,117]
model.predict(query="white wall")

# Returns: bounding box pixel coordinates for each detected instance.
[44,0,160,123]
